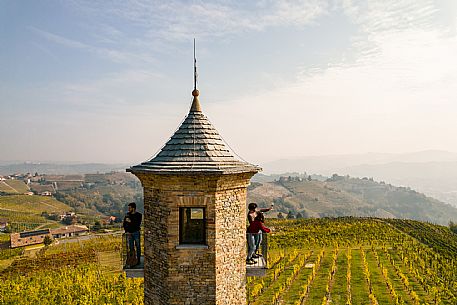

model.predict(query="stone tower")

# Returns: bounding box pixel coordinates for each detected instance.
[127,82,260,304]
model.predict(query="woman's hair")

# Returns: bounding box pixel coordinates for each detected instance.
[255,212,265,222]
[248,202,258,211]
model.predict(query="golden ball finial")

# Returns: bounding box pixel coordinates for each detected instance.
[192,89,200,97]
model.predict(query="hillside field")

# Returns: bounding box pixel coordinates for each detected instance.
[248,176,457,225]
[1,217,456,304]
[0,195,72,231]
[0,180,29,194]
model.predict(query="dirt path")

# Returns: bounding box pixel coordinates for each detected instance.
[0,207,20,212]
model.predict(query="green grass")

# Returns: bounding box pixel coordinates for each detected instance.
[330,249,348,305]
[281,251,316,305]
[251,251,305,305]
[350,249,371,305]
[304,250,332,305]
[365,249,392,304]
[35,222,62,229]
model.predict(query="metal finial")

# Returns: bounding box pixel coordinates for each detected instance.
[193,38,197,91]
[190,38,201,111]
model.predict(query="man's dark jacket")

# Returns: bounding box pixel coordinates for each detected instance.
[123,212,142,233]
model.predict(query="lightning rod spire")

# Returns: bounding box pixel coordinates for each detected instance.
[194,38,197,91]
[190,38,201,112]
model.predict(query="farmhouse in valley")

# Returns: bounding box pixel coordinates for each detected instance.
[10,225,89,248]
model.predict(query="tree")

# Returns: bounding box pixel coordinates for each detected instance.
[4,225,11,233]
[43,235,53,246]
[307,175,312,181]
[287,211,295,219]
[48,213,59,221]
[296,212,303,219]
[450,221,457,234]
[93,221,102,231]
[273,197,284,205]
[62,215,76,225]
[277,212,284,219]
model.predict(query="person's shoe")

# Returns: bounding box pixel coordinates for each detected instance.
[246,259,256,265]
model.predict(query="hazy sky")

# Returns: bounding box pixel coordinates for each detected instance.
[1,0,457,165]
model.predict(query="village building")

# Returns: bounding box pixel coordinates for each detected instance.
[50,225,89,239]
[10,225,89,248]
[128,56,260,305]
[59,211,76,220]
[101,216,116,225]
[10,229,51,248]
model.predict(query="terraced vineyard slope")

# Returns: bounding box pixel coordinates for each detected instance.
[0,195,72,232]
[0,180,29,194]
[1,218,456,304]
[247,218,457,305]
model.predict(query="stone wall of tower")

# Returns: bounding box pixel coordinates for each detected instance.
[135,172,254,305]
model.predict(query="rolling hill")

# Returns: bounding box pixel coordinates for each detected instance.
[0,180,29,194]
[0,195,73,232]
[248,175,457,225]
[261,150,457,208]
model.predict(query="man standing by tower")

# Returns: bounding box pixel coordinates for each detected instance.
[123,202,142,267]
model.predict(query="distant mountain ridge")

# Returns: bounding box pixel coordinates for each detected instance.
[247,175,457,225]
[339,161,457,207]
[262,150,457,174]
[261,150,457,207]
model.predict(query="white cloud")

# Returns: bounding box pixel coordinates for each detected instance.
[69,0,328,41]
[29,27,156,65]
[205,0,457,162]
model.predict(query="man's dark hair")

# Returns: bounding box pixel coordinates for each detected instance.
[128,202,136,209]
[248,203,257,211]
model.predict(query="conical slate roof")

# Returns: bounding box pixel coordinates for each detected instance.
[128,90,261,175]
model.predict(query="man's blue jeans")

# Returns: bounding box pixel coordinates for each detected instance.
[127,231,141,263]
[254,233,262,254]
[246,233,256,260]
